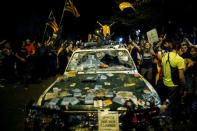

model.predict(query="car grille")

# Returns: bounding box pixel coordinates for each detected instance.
[25,106,160,131]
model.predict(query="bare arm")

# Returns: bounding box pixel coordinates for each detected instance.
[129,35,141,52]
[109,21,115,27]
[0,40,7,45]
[156,51,162,61]
[32,50,35,55]
[150,48,155,55]
[155,34,166,48]
[97,21,103,27]
[15,53,25,62]
[47,36,51,44]
[185,38,197,48]
[132,41,141,52]
[179,69,186,96]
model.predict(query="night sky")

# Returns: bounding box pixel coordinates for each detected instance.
[1,0,196,42]
[1,0,114,41]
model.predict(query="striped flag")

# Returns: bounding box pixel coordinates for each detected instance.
[46,11,59,32]
[64,0,80,17]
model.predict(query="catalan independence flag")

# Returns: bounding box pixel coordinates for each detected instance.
[64,0,80,17]
[46,11,59,32]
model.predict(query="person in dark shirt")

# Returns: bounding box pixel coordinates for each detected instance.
[127,43,139,66]
[128,35,142,71]
[57,41,68,75]
[140,42,155,85]
[15,41,28,89]
[35,42,46,80]
[184,46,197,120]
[179,43,191,59]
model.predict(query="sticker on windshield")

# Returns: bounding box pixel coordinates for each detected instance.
[97,52,105,59]
[94,100,102,107]
[85,96,94,104]
[144,90,151,94]
[70,97,80,105]
[85,87,90,90]
[116,91,137,105]
[72,88,81,93]
[70,83,76,87]
[138,99,145,106]
[74,92,82,97]
[97,52,102,58]
[88,55,95,59]
[49,98,60,105]
[104,82,111,86]
[103,99,112,106]
[59,91,67,97]
[105,92,113,97]
[100,75,107,80]
[118,52,123,56]
[86,76,94,80]
[73,53,79,58]
[121,56,128,61]
[94,85,102,90]
[107,73,114,77]
[61,97,71,106]
[113,96,126,105]
[124,83,136,87]
[60,99,69,106]
[44,92,56,100]
[77,65,84,71]
[62,97,80,105]
[67,71,77,77]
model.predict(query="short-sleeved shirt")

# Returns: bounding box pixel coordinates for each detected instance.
[141,51,153,68]
[161,52,185,87]
[25,44,35,56]
[102,25,110,36]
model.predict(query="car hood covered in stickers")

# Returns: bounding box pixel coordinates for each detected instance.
[37,72,160,111]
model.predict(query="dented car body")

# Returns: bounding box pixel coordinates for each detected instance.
[25,43,161,130]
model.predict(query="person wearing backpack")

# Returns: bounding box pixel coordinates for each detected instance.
[161,38,186,124]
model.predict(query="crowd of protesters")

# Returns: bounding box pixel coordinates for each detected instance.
[124,28,197,127]
[0,37,83,89]
[1,26,197,128]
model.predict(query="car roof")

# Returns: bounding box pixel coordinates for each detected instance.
[79,41,123,50]
[75,47,128,53]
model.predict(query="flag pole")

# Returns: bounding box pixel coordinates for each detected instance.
[42,24,48,43]
[59,0,67,27]
[42,10,52,43]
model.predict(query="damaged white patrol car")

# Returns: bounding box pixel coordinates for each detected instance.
[25,42,161,131]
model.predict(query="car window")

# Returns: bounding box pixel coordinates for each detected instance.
[66,50,135,72]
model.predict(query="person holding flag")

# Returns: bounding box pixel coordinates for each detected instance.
[59,0,80,27]
[46,11,59,33]
[64,0,80,17]
[97,21,115,38]
[42,11,59,43]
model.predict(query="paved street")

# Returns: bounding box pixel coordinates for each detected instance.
[0,76,56,131]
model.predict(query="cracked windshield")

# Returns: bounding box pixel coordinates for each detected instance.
[67,50,135,72]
